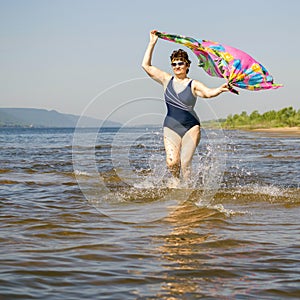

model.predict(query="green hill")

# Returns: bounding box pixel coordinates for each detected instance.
[0,108,121,128]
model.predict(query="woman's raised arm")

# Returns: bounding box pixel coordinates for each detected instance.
[142,30,170,85]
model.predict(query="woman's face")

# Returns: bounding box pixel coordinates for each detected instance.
[171,60,189,76]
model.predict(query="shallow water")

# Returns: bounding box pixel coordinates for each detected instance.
[0,127,299,299]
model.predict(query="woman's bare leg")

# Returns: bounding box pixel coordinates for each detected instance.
[181,125,201,181]
[163,127,181,178]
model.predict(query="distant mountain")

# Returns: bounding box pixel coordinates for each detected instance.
[0,108,121,128]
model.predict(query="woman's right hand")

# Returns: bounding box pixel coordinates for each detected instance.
[149,30,158,44]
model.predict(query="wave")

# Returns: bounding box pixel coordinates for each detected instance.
[73,170,93,177]
[261,154,300,159]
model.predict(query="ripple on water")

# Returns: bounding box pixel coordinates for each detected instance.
[0,128,299,299]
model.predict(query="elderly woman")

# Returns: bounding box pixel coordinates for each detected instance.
[142,30,228,183]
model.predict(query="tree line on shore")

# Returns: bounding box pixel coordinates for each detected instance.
[221,106,300,129]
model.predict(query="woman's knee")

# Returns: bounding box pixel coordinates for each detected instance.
[166,155,180,168]
[181,156,192,169]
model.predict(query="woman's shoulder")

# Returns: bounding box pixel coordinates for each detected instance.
[162,73,172,88]
[190,79,206,97]
[190,79,206,89]
[190,78,201,85]
[163,73,172,83]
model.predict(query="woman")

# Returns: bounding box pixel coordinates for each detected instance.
[142,30,229,183]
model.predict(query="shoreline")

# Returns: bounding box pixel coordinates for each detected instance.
[250,127,300,136]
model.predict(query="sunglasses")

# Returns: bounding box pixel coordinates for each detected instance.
[171,61,185,67]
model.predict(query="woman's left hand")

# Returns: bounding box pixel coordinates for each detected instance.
[219,83,230,93]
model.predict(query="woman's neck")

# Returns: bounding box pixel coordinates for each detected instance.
[174,74,188,81]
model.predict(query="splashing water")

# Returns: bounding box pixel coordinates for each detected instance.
[73,122,233,223]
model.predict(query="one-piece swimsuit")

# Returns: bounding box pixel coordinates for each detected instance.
[163,76,200,137]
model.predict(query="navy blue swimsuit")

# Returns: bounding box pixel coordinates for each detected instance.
[163,77,200,137]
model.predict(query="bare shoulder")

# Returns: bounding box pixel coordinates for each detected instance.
[154,68,172,86]
[191,79,205,91]
[191,79,204,88]
[191,79,210,98]
[161,72,172,86]
[143,65,172,86]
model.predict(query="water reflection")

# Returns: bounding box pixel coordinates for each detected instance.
[157,202,219,298]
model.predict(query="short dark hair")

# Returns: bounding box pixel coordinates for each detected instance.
[170,49,191,65]
[170,49,191,73]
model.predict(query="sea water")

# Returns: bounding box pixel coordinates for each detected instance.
[0,127,299,299]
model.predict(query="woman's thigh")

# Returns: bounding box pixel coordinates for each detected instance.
[181,125,201,163]
[163,127,182,163]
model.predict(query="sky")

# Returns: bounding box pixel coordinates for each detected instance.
[0,0,299,124]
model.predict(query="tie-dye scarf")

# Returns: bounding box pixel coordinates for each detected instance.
[156,31,282,95]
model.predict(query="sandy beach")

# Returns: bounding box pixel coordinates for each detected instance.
[251,127,300,135]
